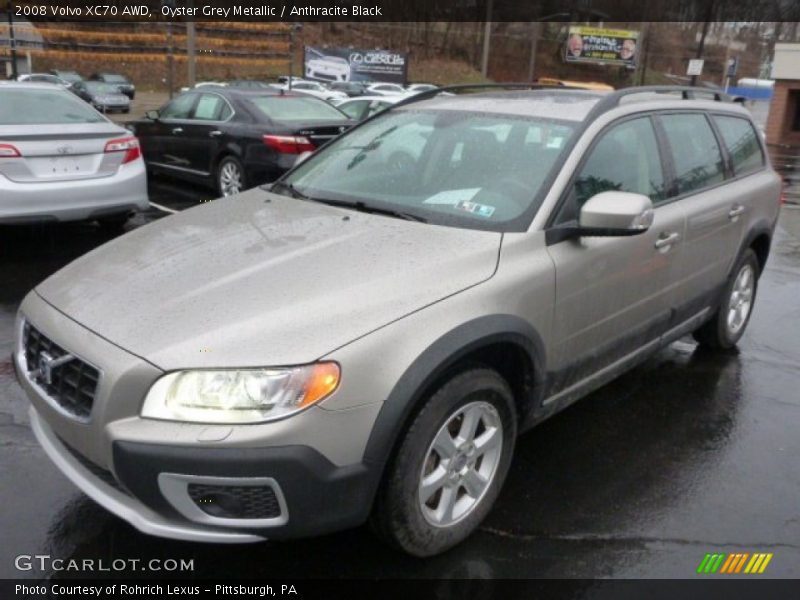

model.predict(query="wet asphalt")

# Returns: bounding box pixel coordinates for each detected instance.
[1,176,800,581]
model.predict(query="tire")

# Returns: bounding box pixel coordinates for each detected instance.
[216,156,246,197]
[371,368,517,557]
[693,248,760,350]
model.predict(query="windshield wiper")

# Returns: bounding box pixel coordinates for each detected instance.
[268,180,308,200]
[267,182,426,223]
[311,198,427,223]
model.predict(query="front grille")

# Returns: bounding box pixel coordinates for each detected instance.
[187,484,281,519]
[22,322,99,420]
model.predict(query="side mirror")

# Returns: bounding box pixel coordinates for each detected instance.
[578,191,654,236]
[294,151,313,166]
[146,110,160,121]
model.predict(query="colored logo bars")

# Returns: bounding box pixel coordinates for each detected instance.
[697,552,773,574]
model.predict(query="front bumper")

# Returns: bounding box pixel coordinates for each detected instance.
[30,406,377,542]
[16,294,382,542]
[30,406,262,543]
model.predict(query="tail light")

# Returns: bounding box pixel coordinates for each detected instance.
[104,136,141,164]
[0,143,21,157]
[263,135,315,154]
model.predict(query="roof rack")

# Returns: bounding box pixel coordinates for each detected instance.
[390,82,587,110]
[587,85,733,118]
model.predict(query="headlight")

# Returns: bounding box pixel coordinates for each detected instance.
[141,363,340,424]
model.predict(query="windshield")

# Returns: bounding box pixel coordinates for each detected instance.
[281,109,575,231]
[0,89,107,124]
[102,74,127,83]
[249,96,347,122]
[85,82,122,94]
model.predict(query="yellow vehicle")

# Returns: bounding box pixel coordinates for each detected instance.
[537,77,615,91]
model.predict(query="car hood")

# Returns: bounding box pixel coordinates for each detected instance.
[35,189,502,370]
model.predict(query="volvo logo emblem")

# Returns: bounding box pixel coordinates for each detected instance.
[32,352,75,385]
[56,145,74,155]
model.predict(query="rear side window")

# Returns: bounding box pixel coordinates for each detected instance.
[713,115,764,175]
[659,113,725,195]
[573,117,667,208]
[193,94,226,120]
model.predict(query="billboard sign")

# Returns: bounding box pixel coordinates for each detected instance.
[565,26,639,67]
[304,46,408,85]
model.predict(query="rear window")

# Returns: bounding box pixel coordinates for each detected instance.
[713,115,764,175]
[249,96,347,122]
[85,82,122,94]
[659,113,725,195]
[103,75,127,83]
[0,89,106,124]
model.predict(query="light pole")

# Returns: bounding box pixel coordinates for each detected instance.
[288,23,302,90]
[6,1,19,80]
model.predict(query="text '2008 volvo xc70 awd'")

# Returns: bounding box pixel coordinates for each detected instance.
[15,85,781,556]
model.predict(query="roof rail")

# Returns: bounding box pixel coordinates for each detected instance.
[589,85,733,117]
[389,82,588,110]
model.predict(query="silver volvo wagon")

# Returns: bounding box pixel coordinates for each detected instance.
[15,86,781,556]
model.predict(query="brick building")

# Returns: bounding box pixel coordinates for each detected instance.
[766,43,800,147]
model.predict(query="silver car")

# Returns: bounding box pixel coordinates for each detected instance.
[0,81,148,226]
[15,86,780,556]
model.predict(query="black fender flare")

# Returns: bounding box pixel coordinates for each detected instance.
[730,219,774,280]
[361,314,546,476]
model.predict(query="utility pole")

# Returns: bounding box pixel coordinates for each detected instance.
[186,20,196,88]
[161,0,175,97]
[288,23,302,90]
[166,21,174,97]
[480,0,493,78]
[288,27,294,89]
[526,21,540,82]
[6,2,19,80]
[690,3,714,87]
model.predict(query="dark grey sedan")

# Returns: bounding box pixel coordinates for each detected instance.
[71,81,130,113]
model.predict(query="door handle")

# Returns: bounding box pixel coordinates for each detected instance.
[171,127,183,134]
[654,231,681,250]
[728,204,745,220]
[209,130,223,137]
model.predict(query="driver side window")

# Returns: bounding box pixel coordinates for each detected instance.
[558,117,667,223]
[160,94,196,120]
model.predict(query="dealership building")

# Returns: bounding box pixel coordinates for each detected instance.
[766,43,800,147]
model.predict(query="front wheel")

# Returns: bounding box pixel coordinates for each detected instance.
[371,368,516,556]
[216,156,246,197]
[693,248,760,349]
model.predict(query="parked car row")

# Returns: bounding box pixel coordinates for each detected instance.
[14,73,135,114]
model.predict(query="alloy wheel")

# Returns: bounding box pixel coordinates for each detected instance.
[418,401,503,528]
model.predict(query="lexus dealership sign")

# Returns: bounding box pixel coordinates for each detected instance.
[304,46,408,84]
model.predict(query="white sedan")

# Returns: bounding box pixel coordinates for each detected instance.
[275,81,348,103]
[365,83,413,97]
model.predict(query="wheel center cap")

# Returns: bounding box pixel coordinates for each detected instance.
[452,454,468,472]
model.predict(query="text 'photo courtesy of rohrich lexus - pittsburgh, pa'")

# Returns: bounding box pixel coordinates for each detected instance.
[13,84,779,557]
